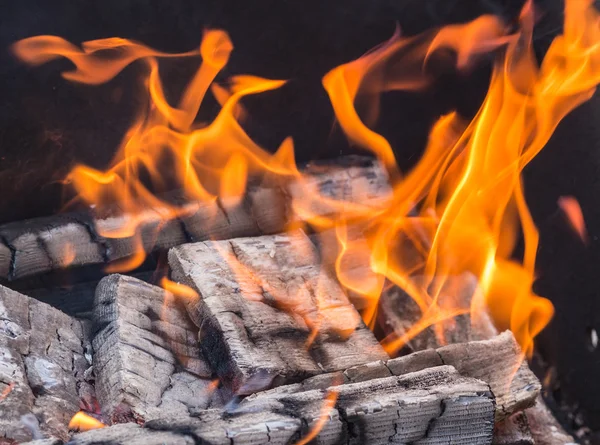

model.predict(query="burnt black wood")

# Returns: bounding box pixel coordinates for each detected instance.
[0,0,598,433]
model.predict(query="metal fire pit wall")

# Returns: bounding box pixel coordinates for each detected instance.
[0,0,598,435]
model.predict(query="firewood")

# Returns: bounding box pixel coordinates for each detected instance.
[493,413,535,445]
[168,230,389,395]
[0,156,390,282]
[30,365,494,445]
[381,331,540,421]
[0,285,88,443]
[92,274,216,423]
[525,396,577,445]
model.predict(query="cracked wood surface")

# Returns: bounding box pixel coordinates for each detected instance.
[21,365,494,445]
[92,274,217,424]
[0,285,89,443]
[168,230,389,395]
[0,156,390,282]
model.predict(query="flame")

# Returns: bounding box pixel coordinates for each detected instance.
[12,0,600,357]
[68,411,106,431]
[160,277,199,300]
[295,387,340,445]
[558,196,588,242]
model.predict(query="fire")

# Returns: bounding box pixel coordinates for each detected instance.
[12,0,600,357]
[68,411,106,432]
[296,387,340,445]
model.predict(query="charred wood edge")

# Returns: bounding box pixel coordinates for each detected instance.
[0,155,390,284]
[21,365,496,445]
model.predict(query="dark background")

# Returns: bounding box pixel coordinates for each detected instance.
[1,0,599,433]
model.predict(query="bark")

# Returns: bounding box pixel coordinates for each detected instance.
[0,285,88,443]
[0,156,390,282]
[168,230,389,395]
[91,275,215,424]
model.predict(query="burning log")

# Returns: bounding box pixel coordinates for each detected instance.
[0,156,390,282]
[91,274,216,423]
[168,230,389,394]
[0,285,90,443]
[24,365,495,445]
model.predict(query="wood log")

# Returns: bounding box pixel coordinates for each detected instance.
[0,156,390,282]
[91,274,216,424]
[525,396,577,445]
[168,230,389,395]
[0,285,88,443]
[493,413,535,445]
[284,330,538,423]
[28,365,494,445]
[434,331,541,421]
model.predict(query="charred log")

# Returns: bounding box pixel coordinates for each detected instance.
[168,229,389,394]
[91,274,216,423]
[0,156,390,283]
[0,285,89,443]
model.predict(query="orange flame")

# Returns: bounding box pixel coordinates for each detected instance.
[68,411,106,431]
[295,387,340,445]
[12,0,600,357]
[160,277,199,300]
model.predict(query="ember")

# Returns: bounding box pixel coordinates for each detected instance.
[0,0,598,443]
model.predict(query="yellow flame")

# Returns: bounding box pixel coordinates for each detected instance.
[68,412,106,432]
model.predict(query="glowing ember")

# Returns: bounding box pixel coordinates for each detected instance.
[558,195,588,243]
[68,411,106,432]
[12,0,600,357]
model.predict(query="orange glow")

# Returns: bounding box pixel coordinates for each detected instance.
[0,382,14,401]
[295,387,340,445]
[68,412,106,431]
[13,0,600,358]
[558,196,588,243]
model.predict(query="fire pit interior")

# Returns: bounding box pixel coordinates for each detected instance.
[1,0,600,444]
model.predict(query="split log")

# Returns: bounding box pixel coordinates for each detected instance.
[0,156,390,282]
[0,285,88,443]
[28,365,495,445]
[287,330,538,422]
[168,230,389,395]
[92,274,216,423]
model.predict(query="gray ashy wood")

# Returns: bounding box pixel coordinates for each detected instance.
[0,156,390,282]
[92,274,216,423]
[0,285,89,443]
[21,365,495,445]
[168,229,389,395]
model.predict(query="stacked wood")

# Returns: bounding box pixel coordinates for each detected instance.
[91,274,217,423]
[0,156,391,282]
[21,365,496,445]
[168,230,389,394]
[0,285,89,443]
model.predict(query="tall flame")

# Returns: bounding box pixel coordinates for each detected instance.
[12,0,600,356]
